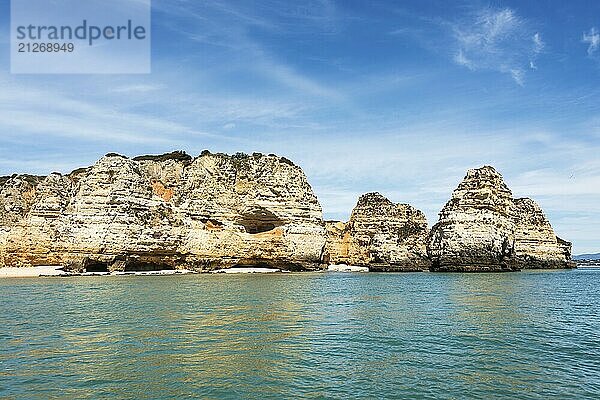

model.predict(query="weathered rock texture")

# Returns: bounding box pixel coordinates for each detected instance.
[427,166,574,272]
[0,151,326,272]
[512,198,575,269]
[323,193,430,271]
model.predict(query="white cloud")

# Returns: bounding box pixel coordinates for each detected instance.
[452,7,541,85]
[509,68,525,86]
[454,8,521,49]
[583,27,599,55]
[453,50,474,69]
[533,32,544,53]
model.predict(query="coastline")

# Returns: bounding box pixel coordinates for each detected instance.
[0,264,382,278]
[0,266,66,278]
[0,266,320,278]
[2,262,589,278]
[0,266,197,278]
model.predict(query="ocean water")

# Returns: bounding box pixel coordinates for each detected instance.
[1,270,599,399]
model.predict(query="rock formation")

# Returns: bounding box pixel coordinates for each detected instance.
[512,198,575,269]
[427,166,574,271]
[323,193,430,271]
[0,151,326,272]
[0,155,576,274]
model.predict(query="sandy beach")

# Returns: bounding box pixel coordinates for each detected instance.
[211,267,287,274]
[0,266,66,278]
[327,264,369,272]
[0,267,201,278]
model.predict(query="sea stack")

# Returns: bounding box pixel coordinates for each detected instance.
[512,198,575,269]
[427,166,574,272]
[0,151,326,272]
[324,192,430,271]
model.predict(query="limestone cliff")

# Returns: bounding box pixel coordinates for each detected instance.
[0,151,326,271]
[323,193,430,271]
[512,198,575,269]
[323,220,351,265]
[0,157,576,274]
[427,166,574,272]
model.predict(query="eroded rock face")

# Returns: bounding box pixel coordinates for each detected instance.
[323,220,351,265]
[0,151,326,271]
[512,198,575,269]
[324,193,430,271]
[428,166,574,272]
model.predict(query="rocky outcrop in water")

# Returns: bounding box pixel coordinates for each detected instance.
[427,166,574,272]
[0,151,326,272]
[512,198,575,269]
[323,193,430,271]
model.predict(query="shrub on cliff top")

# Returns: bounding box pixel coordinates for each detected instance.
[133,151,192,162]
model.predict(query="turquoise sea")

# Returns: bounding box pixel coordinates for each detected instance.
[1,270,599,399]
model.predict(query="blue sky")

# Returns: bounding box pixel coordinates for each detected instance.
[0,0,599,253]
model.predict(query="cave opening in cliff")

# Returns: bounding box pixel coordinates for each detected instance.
[123,261,175,272]
[236,207,284,234]
[233,260,273,268]
[84,260,109,273]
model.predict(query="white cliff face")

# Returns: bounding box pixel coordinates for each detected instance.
[0,175,47,266]
[512,198,575,269]
[324,193,430,271]
[428,166,574,271]
[0,151,326,271]
[173,153,325,269]
[427,166,517,271]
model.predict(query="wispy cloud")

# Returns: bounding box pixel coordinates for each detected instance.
[509,69,525,86]
[583,27,599,56]
[451,7,541,85]
[153,0,343,100]
[255,56,343,100]
[111,84,166,94]
[0,79,215,145]
[453,49,474,70]
[533,32,544,53]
